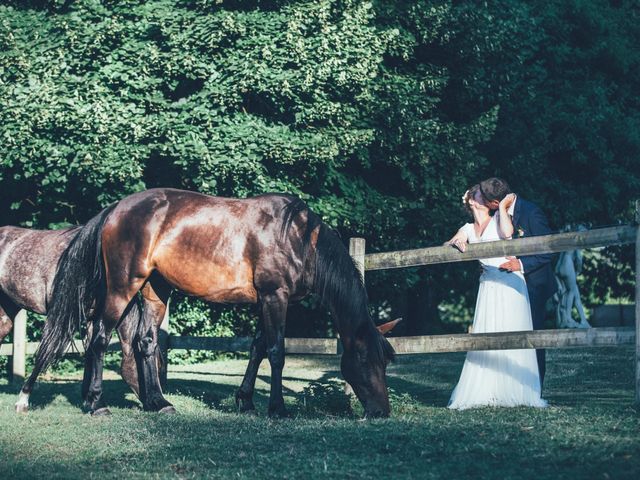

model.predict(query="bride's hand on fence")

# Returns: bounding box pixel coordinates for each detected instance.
[447,236,467,252]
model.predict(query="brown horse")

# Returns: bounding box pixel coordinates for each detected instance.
[0,225,171,413]
[23,188,395,418]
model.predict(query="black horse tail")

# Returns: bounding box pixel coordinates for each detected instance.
[29,203,117,379]
[283,197,395,367]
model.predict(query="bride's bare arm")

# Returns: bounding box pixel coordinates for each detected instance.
[446,227,469,252]
[497,194,515,239]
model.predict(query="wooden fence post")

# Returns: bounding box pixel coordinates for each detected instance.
[344,238,366,396]
[12,310,27,384]
[158,300,170,389]
[635,200,640,405]
[350,238,366,280]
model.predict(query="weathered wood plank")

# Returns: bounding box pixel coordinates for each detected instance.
[349,237,366,280]
[162,328,637,355]
[0,338,121,356]
[2,328,634,357]
[167,336,338,354]
[365,225,636,271]
[388,327,636,354]
[169,336,253,352]
[284,338,337,354]
[0,337,337,356]
[11,310,27,382]
[345,237,366,359]
[40,339,121,355]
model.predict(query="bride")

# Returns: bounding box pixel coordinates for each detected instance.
[446,184,547,410]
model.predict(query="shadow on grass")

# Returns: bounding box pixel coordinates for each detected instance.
[0,348,634,416]
[2,397,639,480]
[0,379,140,411]
[1,348,638,479]
[171,355,457,414]
[0,377,249,414]
[165,377,253,413]
[0,368,437,419]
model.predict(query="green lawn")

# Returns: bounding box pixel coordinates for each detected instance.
[1,347,638,479]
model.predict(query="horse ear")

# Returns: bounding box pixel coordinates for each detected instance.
[310,225,321,249]
[376,318,402,335]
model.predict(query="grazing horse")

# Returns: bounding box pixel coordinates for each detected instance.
[0,225,170,413]
[22,188,395,418]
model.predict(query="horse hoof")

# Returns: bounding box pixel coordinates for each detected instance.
[15,404,28,414]
[240,408,258,416]
[90,407,112,417]
[159,405,177,414]
[268,412,289,420]
[235,394,256,414]
[238,403,257,414]
[268,407,289,419]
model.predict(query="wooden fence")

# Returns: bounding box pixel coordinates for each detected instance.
[2,204,639,403]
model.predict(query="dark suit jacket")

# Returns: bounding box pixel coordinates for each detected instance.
[512,197,557,301]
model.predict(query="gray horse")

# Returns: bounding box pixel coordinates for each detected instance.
[0,225,170,413]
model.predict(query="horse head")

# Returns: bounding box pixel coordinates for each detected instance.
[340,319,397,418]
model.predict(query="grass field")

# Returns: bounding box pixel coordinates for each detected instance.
[1,347,639,479]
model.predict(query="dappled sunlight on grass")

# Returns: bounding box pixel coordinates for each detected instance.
[0,348,638,479]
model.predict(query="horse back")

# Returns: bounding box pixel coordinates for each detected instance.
[101,189,311,304]
[0,226,79,313]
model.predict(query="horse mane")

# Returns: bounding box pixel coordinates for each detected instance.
[280,196,320,244]
[314,224,394,364]
[281,197,394,367]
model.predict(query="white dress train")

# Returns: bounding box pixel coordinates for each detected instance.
[448,216,547,410]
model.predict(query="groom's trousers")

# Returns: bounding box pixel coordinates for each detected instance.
[528,286,548,387]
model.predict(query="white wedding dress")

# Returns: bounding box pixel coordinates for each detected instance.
[448,215,547,410]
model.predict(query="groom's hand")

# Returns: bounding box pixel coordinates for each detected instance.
[499,256,522,272]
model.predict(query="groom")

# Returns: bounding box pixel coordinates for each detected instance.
[479,177,557,387]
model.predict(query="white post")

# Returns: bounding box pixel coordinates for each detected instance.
[12,310,27,383]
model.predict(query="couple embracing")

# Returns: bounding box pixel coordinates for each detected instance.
[446,178,556,410]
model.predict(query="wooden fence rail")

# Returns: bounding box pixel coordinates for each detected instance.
[365,224,636,271]
[1,327,635,358]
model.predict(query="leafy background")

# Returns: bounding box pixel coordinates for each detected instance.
[1,0,638,357]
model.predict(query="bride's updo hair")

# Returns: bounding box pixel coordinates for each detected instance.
[462,184,480,216]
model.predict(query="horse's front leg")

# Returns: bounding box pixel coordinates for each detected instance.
[236,323,267,413]
[132,279,174,413]
[133,308,175,413]
[261,289,288,418]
